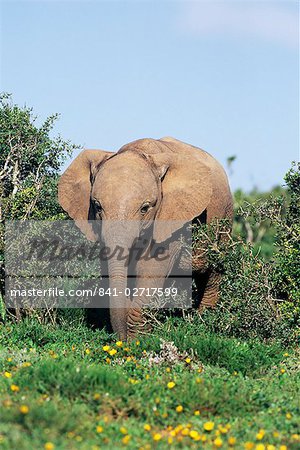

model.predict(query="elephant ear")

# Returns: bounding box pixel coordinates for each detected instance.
[150,138,212,243]
[58,149,113,241]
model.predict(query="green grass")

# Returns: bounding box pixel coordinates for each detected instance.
[0,319,299,449]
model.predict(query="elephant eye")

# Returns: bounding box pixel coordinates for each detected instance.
[93,199,102,212]
[140,203,150,215]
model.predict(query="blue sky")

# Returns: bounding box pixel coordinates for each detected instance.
[1,0,299,191]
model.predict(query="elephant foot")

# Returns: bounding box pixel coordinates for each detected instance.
[196,270,221,312]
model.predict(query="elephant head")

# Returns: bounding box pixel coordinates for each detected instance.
[58,137,213,338]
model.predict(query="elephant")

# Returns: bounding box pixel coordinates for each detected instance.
[58,137,233,339]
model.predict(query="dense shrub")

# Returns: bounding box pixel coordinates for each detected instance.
[272,163,300,328]
[0,93,78,318]
[233,185,288,259]
[193,163,300,345]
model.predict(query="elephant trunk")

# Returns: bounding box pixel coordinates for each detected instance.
[107,258,128,340]
[102,221,139,340]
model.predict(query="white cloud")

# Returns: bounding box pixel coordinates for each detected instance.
[177,1,299,48]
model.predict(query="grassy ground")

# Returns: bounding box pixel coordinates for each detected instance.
[0,317,299,450]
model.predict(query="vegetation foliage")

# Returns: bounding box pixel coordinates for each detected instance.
[193,163,300,345]
[0,320,299,449]
[0,93,78,314]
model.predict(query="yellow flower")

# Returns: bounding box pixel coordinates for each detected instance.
[279,446,287,450]
[96,426,103,433]
[145,374,150,380]
[153,433,161,441]
[135,340,140,346]
[144,424,151,431]
[185,357,191,364]
[196,377,203,383]
[256,432,264,440]
[190,430,199,440]
[194,410,200,415]
[19,405,29,414]
[228,437,236,446]
[267,445,276,450]
[22,362,31,367]
[71,345,76,351]
[273,431,279,438]
[280,368,286,374]
[122,435,131,444]
[102,345,110,352]
[176,405,183,412]
[93,393,101,400]
[106,358,111,364]
[85,349,90,354]
[286,412,292,419]
[244,443,254,450]
[167,437,173,444]
[10,384,20,392]
[292,434,300,440]
[44,443,55,450]
[166,367,171,373]
[283,352,289,357]
[218,426,228,434]
[214,437,223,448]
[255,445,265,450]
[116,341,123,347]
[4,371,12,378]
[203,421,215,431]
[182,428,189,436]
[167,381,175,389]
[120,427,128,434]
[109,349,117,356]
[7,357,12,362]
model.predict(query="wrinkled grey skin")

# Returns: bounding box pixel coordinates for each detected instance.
[58,137,233,339]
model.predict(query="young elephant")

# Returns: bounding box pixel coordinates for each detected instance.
[58,137,233,339]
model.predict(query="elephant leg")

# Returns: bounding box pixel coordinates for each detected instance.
[197,270,221,312]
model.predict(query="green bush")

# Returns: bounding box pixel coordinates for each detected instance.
[233,185,288,259]
[192,162,300,345]
[272,163,300,329]
[0,93,78,320]
[193,221,285,342]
